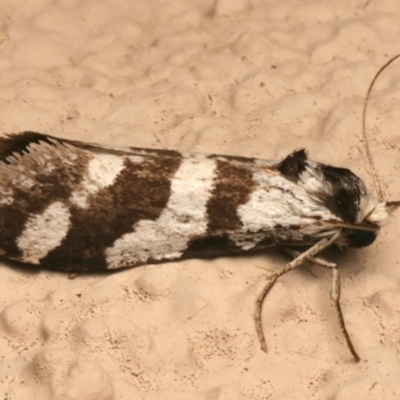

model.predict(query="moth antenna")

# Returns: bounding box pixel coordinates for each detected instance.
[362,53,400,202]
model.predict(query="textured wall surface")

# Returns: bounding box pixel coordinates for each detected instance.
[1,0,400,399]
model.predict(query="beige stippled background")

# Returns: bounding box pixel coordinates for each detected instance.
[1,0,400,399]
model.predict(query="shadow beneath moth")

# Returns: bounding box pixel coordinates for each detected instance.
[0,131,397,362]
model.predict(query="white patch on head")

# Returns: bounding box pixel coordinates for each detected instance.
[298,164,327,194]
[17,201,71,264]
[363,199,389,225]
[302,163,388,227]
[105,156,217,268]
[70,153,127,208]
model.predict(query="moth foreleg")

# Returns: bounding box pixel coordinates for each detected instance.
[255,232,341,354]
[331,267,360,362]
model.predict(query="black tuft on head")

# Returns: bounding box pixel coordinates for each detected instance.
[276,149,308,182]
[319,165,363,223]
[345,230,377,248]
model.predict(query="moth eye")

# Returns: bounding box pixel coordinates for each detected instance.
[345,230,377,248]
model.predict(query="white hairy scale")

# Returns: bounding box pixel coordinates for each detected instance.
[231,167,340,250]
[239,170,334,227]
[17,201,71,264]
[360,196,389,224]
[106,155,216,268]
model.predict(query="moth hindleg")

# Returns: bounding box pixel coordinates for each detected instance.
[284,248,360,361]
[331,266,360,362]
[254,232,340,355]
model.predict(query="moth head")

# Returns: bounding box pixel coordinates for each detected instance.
[314,163,394,248]
[342,200,386,248]
[276,149,393,249]
[315,164,400,248]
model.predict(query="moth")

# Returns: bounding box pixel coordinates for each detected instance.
[1,56,399,362]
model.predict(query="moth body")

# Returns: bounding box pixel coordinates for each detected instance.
[0,132,388,272]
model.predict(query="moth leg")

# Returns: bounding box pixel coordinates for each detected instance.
[283,246,360,361]
[255,231,341,353]
[255,274,279,352]
[331,266,360,362]
[284,248,336,268]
